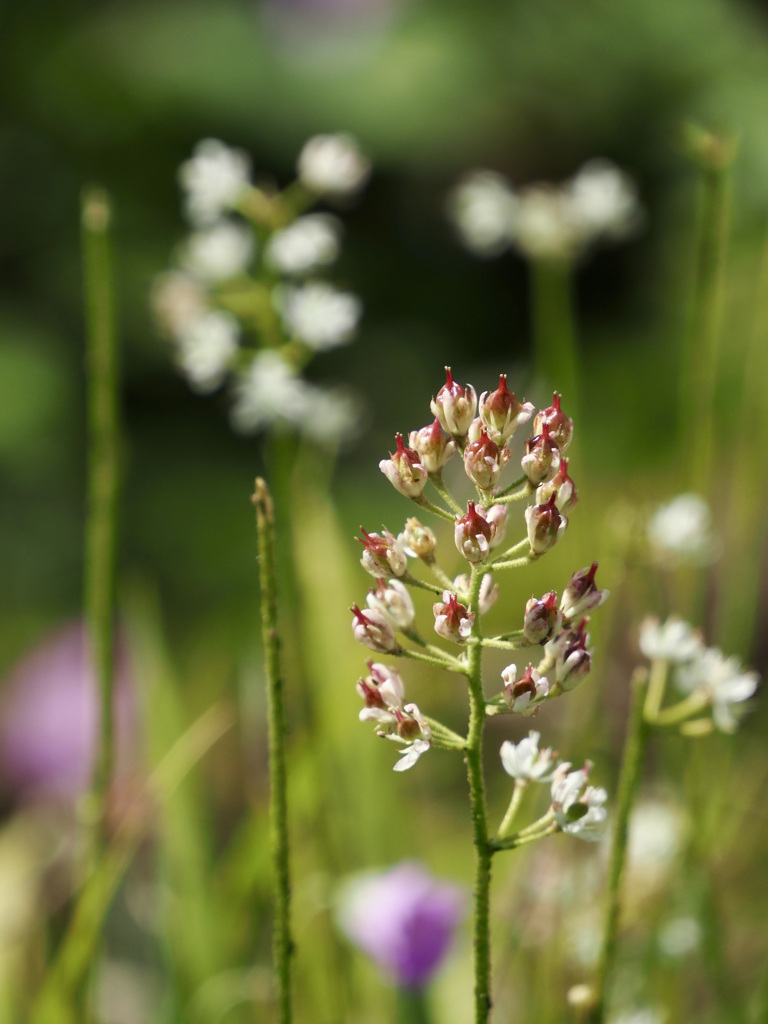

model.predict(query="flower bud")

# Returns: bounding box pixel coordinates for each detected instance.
[454,502,495,563]
[502,664,550,715]
[451,573,498,614]
[396,703,431,743]
[430,366,477,437]
[521,424,561,485]
[351,605,399,653]
[367,579,416,631]
[523,591,562,644]
[525,494,567,554]
[560,563,609,622]
[408,419,456,474]
[536,457,578,512]
[478,374,535,443]
[486,504,508,549]
[463,428,509,491]
[360,661,406,709]
[432,592,475,641]
[545,619,593,690]
[357,527,408,578]
[397,518,437,561]
[379,434,428,498]
[533,392,573,452]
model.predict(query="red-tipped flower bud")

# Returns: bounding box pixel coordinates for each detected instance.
[357,527,408,578]
[430,366,477,437]
[560,563,609,622]
[536,457,578,512]
[366,579,416,631]
[432,591,475,641]
[463,428,509,491]
[454,502,495,563]
[379,433,428,498]
[525,494,567,554]
[351,605,399,653]
[408,419,456,474]
[521,423,561,485]
[533,392,573,452]
[523,591,562,644]
[478,374,535,443]
[545,619,593,690]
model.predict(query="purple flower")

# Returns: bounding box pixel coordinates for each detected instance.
[338,861,466,989]
[0,622,135,801]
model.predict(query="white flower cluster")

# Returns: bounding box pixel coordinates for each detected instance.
[647,493,718,565]
[639,616,759,733]
[448,159,641,262]
[154,134,369,441]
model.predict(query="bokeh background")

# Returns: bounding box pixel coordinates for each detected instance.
[2,0,768,1021]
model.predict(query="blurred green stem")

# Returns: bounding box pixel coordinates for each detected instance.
[82,186,121,840]
[590,668,649,1024]
[396,987,432,1024]
[530,259,580,424]
[252,478,293,1024]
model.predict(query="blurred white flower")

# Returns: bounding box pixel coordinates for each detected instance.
[568,159,641,241]
[447,171,518,257]
[627,799,684,880]
[176,311,239,393]
[550,763,607,842]
[180,221,254,282]
[512,185,582,262]
[266,214,342,275]
[500,730,557,782]
[304,386,360,445]
[647,493,717,564]
[229,351,311,433]
[609,1010,665,1024]
[178,139,251,225]
[297,133,371,197]
[657,915,702,957]
[277,281,362,350]
[638,616,704,663]
[675,647,758,733]
[151,271,208,339]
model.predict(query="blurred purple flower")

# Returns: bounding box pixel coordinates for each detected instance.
[0,622,135,801]
[338,861,466,988]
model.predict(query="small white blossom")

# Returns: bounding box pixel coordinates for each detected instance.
[500,730,557,782]
[567,159,641,242]
[501,664,550,715]
[181,221,254,282]
[512,185,582,261]
[277,281,362,351]
[647,493,717,564]
[367,580,415,631]
[393,737,430,772]
[675,647,758,733]
[447,171,518,257]
[608,1010,665,1024]
[638,616,704,663]
[391,703,431,772]
[452,573,498,615]
[657,916,702,957]
[178,139,251,226]
[152,271,208,339]
[175,311,239,393]
[628,800,684,877]
[550,763,608,842]
[229,351,311,433]
[303,386,359,445]
[297,133,371,197]
[266,214,342,275]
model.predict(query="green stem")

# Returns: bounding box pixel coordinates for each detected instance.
[643,659,669,722]
[430,472,463,515]
[490,554,536,571]
[494,475,530,499]
[530,258,580,425]
[400,647,465,673]
[590,669,649,1024]
[497,780,528,838]
[492,487,533,505]
[424,718,467,750]
[82,186,121,840]
[465,567,493,1023]
[653,689,711,727]
[490,821,558,852]
[428,562,459,593]
[252,479,293,1024]
[489,538,529,564]
[412,494,455,522]
[472,637,526,651]
[402,572,444,596]
[396,987,433,1024]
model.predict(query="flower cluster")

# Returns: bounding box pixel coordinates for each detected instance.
[349,369,608,848]
[448,160,641,263]
[639,616,758,733]
[153,134,370,443]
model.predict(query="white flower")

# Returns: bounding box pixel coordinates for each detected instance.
[501,664,550,716]
[151,271,208,339]
[628,800,684,877]
[511,185,582,261]
[178,139,251,226]
[229,351,311,433]
[181,221,254,282]
[266,214,342,275]
[657,916,701,957]
[391,703,431,772]
[297,134,371,197]
[447,171,518,257]
[500,730,557,782]
[567,159,641,242]
[393,737,430,772]
[638,616,704,663]
[452,573,498,615]
[608,1009,665,1024]
[367,580,415,631]
[302,386,359,445]
[277,281,362,350]
[675,647,758,733]
[550,763,608,842]
[647,493,717,564]
[175,311,239,393]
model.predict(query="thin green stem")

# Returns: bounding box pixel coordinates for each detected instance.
[400,647,465,673]
[490,821,558,852]
[512,808,556,838]
[396,987,433,1024]
[653,689,711,728]
[495,474,530,498]
[402,631,465,667]
[412,494,455,522]
[490,553,536,571]
[643,659,669,722]
[424,718,467,750]
[82,186,121,840]
[470,637,526,651]
[402,572,444,596]
[427,562,459,593]
[252,479,293,1024]
[530,258,580,426]
[497,780,528,838]
[492,487,533,505]
[590,669,649,1024]
[489,538,529,564]
[430,472,463,515]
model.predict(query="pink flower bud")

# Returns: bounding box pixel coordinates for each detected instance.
[379,434,428,498]
[502,663,550,715]
[463,428,509,491]
[358,661,406,710]
[398,517,437,561]
[533,392,573,452]
[486,504,508,549]
[430,367,477,437]
[351,605,399,653]
[432,592,475,641]
[536,458,578,512]
[408,419,456,474]
[357,527,408,578]
[521,423,561,485]
[545,619,593,690]
[523,591,562,644]
[478,374,535,443]
[367,579,416,631]
[454,501,495,563]
[560,563,609,623]
[525,494,567,554]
